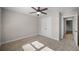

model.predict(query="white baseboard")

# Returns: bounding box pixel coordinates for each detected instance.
[39,33,59,41]
[1,33,59,45]
[2,34,38,44]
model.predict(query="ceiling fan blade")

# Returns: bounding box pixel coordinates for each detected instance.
[31,7,37,11]
[41,8,48,11]
[41,12,47,15]
[30,12,36,14]
[38,7,40,10]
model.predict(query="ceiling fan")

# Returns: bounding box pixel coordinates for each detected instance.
[30,7,48,16]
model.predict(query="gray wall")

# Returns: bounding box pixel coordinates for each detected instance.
[0,8,1,45]
[2,9,38,44]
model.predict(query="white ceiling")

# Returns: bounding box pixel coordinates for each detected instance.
[3,7,48,17]
[3,7,79,17]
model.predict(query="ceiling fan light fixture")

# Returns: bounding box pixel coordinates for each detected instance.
[37,12,41,15]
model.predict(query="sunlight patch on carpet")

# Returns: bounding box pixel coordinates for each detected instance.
[22,41,54,51]
[40,47,53,51]
[22,44,36,51]
[31,41,44,49]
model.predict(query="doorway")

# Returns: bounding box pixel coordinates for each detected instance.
[60,16,76,47]
[64,18,73,40]
[63,17,73,40]
[60,14,78,46]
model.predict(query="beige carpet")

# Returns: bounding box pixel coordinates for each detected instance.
[0,34,79,51]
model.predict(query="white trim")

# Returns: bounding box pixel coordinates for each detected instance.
[62,14,76,18]
[39,34,59,41]
[1,34,38,44]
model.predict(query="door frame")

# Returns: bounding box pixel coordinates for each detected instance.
[60,15,77,45]
[63,17,74,38]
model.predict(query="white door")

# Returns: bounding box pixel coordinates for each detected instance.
[40,17,52,37]
[73,14,78,46]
